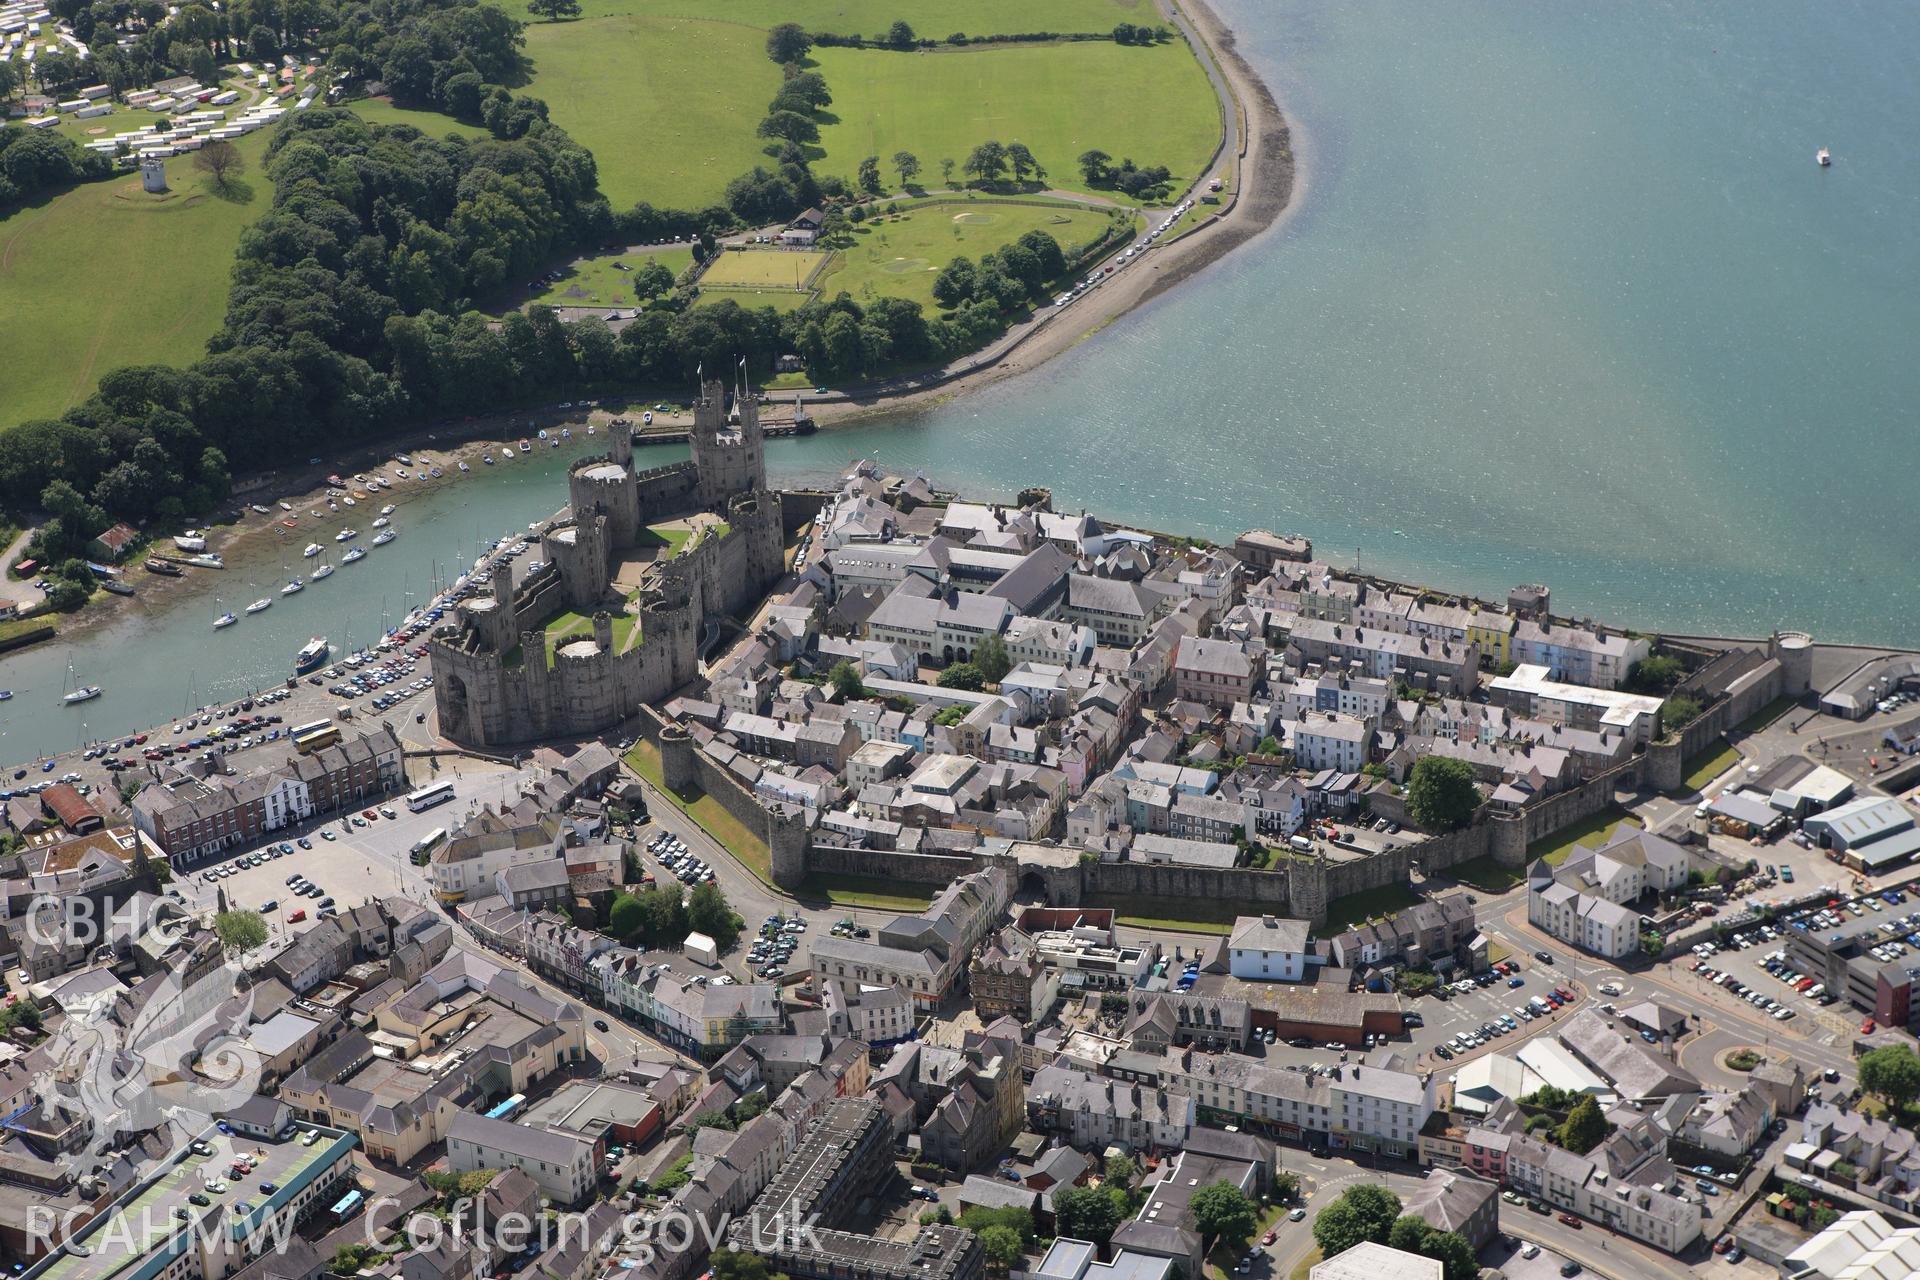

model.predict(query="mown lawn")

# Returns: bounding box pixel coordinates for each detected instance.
[812,40,1220,200]
[814,198,1121,308]
[701,249,826,288]
[1675,738,1742,795]
[0,130,274,427]
[523,247,692,310]
[348,96,480,138]
[796,873,935,910]
[516,0,1153,31]
[1450,856,1526,894]
[1320,883,1422,935]
[523,16,782,210]
[1083,893,1239,934]
[1734,695,1797,736]
[626,740,773,882]
[1527,807,1644,867]
[541,607,639,660]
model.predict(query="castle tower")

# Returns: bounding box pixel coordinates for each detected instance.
[521,628,552,737]
[609,417,633,469]
[492,561,514,609]
[569,453,640,555]
[728,488,788,603]
[1288,854,1329,925]
[768,804,810,889]
[637,569,699,692]
[140,158,168,193]
[1770,630,1815,697]
[692,378,766,510]
[593,611,615,654]
[659,723,696,794]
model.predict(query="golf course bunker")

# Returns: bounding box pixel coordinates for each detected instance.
[952,210,1001,226]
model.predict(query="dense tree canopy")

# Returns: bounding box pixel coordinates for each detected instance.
[1859,1045,1920,1111]
[1053,1186,1123,1246]
[1406,755,1481,831]
[1312,1185,1401,1259]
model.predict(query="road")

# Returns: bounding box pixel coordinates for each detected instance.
[1465,889,1860,1087]
[173,760,685,1071]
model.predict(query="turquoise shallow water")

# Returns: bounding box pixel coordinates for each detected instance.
[766,0,1920,646]
[4,1,1917,760]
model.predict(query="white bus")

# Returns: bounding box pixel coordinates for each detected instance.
[406,780,455,813]
[409,827,447,864]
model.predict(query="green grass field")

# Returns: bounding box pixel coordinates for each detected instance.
[517,0,1151,32]
[700,248,825,288]
[541,607,638,660]
[524,247,692,309]
[0,131,274,427]
[1082,893,1239,934]
[625,740,773,883]
[1449,856,1526,894]
[812,41,1219,199]
[1527,807,1644,867]
[523,16,782,209]
[348,97,480,138]
[816,198,1120,307]
[1676,738,1742,794]
[795,873,936,910]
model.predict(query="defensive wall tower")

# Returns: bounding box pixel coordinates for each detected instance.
[1770,630,1815,697]
[636,565,699,693]
[768,804,811,889]
[548,515,610,613]
[728,487,788,598]
[569,451,641,553]
[456,561,521,654]
[659,723,696,794]
[1287,854,1329,925]
[692,378,766,510]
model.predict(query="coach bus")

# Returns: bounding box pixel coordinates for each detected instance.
[406,780,456,813]
[290,719,342,754]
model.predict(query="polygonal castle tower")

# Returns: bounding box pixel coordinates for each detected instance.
[691,379,766,510]
[430,379,785,749]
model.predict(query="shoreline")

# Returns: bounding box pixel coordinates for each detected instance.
[25,0,1289,642]
[36,428,615,648]
[803,0,1299,425]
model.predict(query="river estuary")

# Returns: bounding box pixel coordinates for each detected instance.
[4,0,1917,761]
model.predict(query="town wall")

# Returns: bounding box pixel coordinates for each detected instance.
[805,843,976,886]
[633,704,788,867]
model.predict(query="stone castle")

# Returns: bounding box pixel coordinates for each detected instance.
[430,381,786,747]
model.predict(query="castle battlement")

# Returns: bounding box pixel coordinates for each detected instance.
[430,381,785,748]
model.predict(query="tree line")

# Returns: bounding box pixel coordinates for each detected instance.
[774,20,1170,51]
[0,127,113,207]
[0,0,1131,537]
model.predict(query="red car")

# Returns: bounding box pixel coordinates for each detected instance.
[1558,1214,1582,1229]
[287,909,306,923]
[1863,1019,1877,1034]
[1714,1238,1733,1255]
[1260,1231,1277,1246]
[362,808,378,820]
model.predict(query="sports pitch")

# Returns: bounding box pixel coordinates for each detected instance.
[699,249,826,289]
